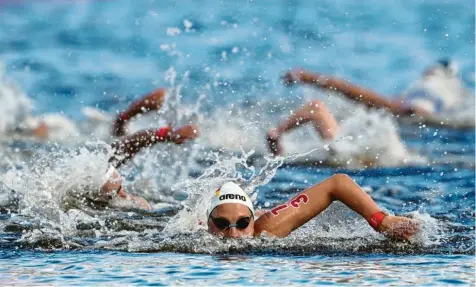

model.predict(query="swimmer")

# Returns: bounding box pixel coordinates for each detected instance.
[0,84,78,140]
[4,85,172,141]
[100,174,420,240]
[96,88,199,207]
[108,87,199,168]
[266,59,471,155]
[95,122,199,210]
[206,181,419,240]
[0,111,199,211]
[283,59,471,119]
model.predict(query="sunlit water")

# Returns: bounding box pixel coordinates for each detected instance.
[1,251,474,286]
[0,0,474,286]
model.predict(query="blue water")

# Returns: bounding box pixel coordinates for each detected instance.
[0,0,475,286]
[1,251,474,286]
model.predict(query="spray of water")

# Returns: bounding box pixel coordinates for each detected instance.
[0,63,463,254]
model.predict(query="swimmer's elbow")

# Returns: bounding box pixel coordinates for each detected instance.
[331,173,352,182]
[329,173,353,199]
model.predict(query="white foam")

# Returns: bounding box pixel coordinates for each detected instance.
[0,65,34,134]
[1,142,112,235]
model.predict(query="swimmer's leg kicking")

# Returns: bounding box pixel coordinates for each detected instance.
[267,100,340,155]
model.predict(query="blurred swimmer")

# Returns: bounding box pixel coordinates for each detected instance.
[267,59,471,155]
[91,89,199,209]
[2,85,186,142]
[93,123,199,210]
[282,59,470,117]
[0,74,79,140]
[266,99,339,155]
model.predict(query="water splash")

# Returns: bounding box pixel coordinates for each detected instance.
[0,64,34,136]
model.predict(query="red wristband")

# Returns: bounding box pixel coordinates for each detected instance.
[155,126,171,140]
[368,211,387,231]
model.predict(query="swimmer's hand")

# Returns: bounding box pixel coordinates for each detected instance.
[266,129,283,156]
[33,122,49,139]
[283,69,329,87]
[171,124,199,144]
[283,69,303,86]
[377,215,421,241]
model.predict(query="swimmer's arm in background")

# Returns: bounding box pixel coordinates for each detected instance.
[109,125,199,168]
[283,69,413,117]
[112,88,167,137]
[254,174,420,240]
[14,121,49,139]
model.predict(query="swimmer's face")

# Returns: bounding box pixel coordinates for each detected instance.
[207,203,254,238]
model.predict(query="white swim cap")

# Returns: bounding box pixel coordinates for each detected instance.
[206,182,254,218]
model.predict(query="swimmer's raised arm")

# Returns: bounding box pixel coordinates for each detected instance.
[112,88,167,137]
[283,69,415,116]
[109,125,199,168]
[254,174,420,240]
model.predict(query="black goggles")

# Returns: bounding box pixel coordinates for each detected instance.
[210,216,252,231]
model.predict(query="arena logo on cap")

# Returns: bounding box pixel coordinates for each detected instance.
[219,194,246,202]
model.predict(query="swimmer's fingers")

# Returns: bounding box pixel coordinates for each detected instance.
[282,70,301,86]
[378,216,422,241]
[33,122,49,139]
[171,125,199,144]
[283,69,323,86]
[266,130,282,156]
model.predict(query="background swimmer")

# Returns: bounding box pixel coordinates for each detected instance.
[0,71,79,140]
[0,83,184,143]
[283,59,471,123]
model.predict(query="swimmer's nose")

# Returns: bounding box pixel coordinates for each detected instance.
[227,227,242,238]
